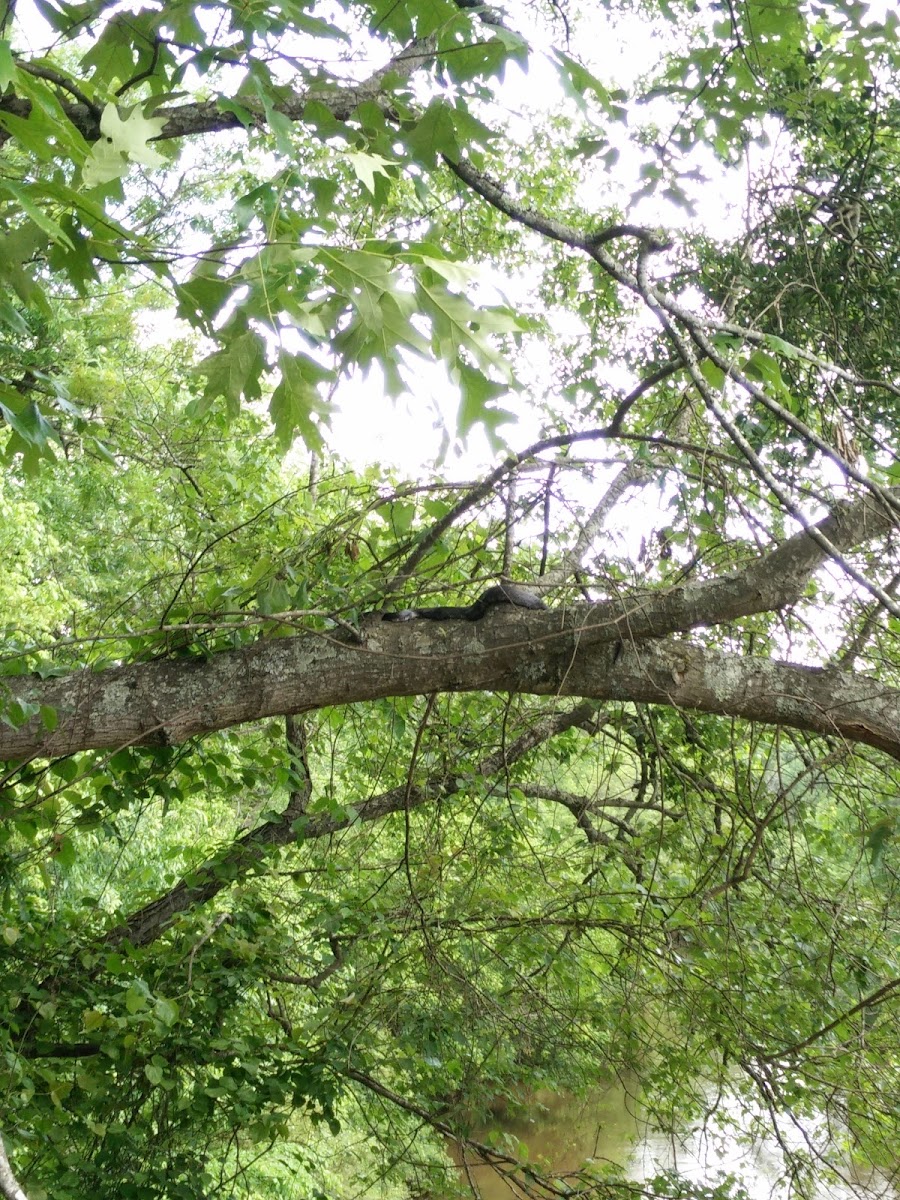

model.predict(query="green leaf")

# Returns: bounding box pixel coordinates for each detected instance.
[302,99,353,142]
[0,40,14,89]
[406,99,462,165]
[0,296,29,335]
[0,390,59,447]
[80,12,140,83]
[0,220,53,293]
[415,276,523,381]
[269,350,333,451]
[154,998,179,1027]
[175,272,234,326]
[381,500,415,534]
[344,149,396,196]
[866,816,894,869]
[192,327,267,416]
[455,360,513,442]
[54,834,76,867]
[319,247,431,372]
[217,97,256,129]
[551,48,611,109]
[439,34,513,85]
[125,981,150,1013]
[32,0,78,32]
[0,67,90,159]
[699,358,726,389]
[247,70,295,155]
[0,180,75,248]
[47,214,101,293]
[762,334,802,360]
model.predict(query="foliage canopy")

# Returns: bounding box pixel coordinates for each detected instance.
[1,0,900,1198]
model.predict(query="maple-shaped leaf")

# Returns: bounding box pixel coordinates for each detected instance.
[190,328,267,418]
[270,350,333,451]
[82,103,166,188]
[344,150,395,196]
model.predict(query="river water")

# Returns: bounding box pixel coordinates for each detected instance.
[451,1083,899,1200]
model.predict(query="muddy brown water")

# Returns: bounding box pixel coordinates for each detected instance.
[448,1083,898,1200]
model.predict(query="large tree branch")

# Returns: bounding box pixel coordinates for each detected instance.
[557,641,900,761]
[1,491,896,764]
[6,629,900,762]
[3,0,513,151]
[0,37,434,148]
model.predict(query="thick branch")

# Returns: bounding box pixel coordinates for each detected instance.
[559,641,900,760]
[3,627,900,768]
[0,38,434,148]
[1,491,896,763]
[0,1138,28,1200]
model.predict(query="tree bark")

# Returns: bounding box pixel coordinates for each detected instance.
[3,609,900,764]
[2,490,897,764]
[0,1138,28,1200]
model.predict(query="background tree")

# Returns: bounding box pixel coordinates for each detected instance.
[1,1,899,1198]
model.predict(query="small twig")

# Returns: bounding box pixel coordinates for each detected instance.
[17,58,100,116]
[186,912,231,988]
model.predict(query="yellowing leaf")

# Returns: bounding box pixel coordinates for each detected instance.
[82,102,166,188]
[100,103,166,165]
[345,150,395,195]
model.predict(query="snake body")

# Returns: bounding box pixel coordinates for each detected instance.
[381,582,545,622]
